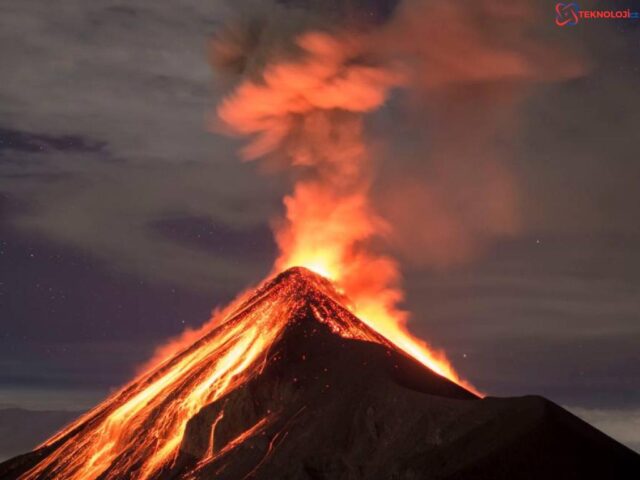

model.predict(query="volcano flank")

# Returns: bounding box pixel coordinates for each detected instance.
[1,267,639,480]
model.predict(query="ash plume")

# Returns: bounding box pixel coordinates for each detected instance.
[213,7,407,334]
[211,0,581,320]
[374,0,583,267]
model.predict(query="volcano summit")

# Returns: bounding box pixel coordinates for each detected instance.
[1,267,638,480]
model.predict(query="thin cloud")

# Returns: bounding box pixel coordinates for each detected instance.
[566,406,640,453]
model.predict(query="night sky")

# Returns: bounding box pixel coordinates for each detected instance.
[1,0,639,453]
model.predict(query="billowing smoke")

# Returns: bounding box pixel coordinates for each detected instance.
[215,26,405,324]
[373,0,582,267]
[210,0,581,385]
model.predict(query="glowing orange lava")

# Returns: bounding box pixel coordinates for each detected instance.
[20,274,298,480]
[18,267,473,480]
[274,183,475,391]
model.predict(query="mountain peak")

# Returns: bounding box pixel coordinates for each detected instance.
[250,265,349,311]
[267,265,331,286]
[2,267,639,480]
[2,266,472,480]
[242,266,391,346]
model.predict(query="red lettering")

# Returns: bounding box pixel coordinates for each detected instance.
[576,8,631,21]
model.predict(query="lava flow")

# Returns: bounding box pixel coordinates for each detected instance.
[13,268,474,480]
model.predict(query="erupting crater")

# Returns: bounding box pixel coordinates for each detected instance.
[1,267,638,480]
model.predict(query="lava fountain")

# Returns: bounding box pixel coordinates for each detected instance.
[216,30,471,390]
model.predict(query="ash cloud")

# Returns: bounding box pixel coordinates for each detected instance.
[0,0,638,287]
[372,0,584,268]
[212,0,584,273]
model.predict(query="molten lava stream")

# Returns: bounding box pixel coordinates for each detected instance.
[20,295,296,480]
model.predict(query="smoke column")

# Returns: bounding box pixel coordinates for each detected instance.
[212,0,582,386]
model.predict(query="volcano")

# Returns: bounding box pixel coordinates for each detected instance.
[1,267,639,480]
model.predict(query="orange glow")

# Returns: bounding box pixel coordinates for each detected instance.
[274,182,476,392]
[217,30,477,393]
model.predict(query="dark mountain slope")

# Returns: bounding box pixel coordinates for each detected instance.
[1,267,638,479]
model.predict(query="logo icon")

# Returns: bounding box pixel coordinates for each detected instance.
[556,2,580,26]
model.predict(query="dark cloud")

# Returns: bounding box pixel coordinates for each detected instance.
[0,128,106,156]
[0,0,281,291]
